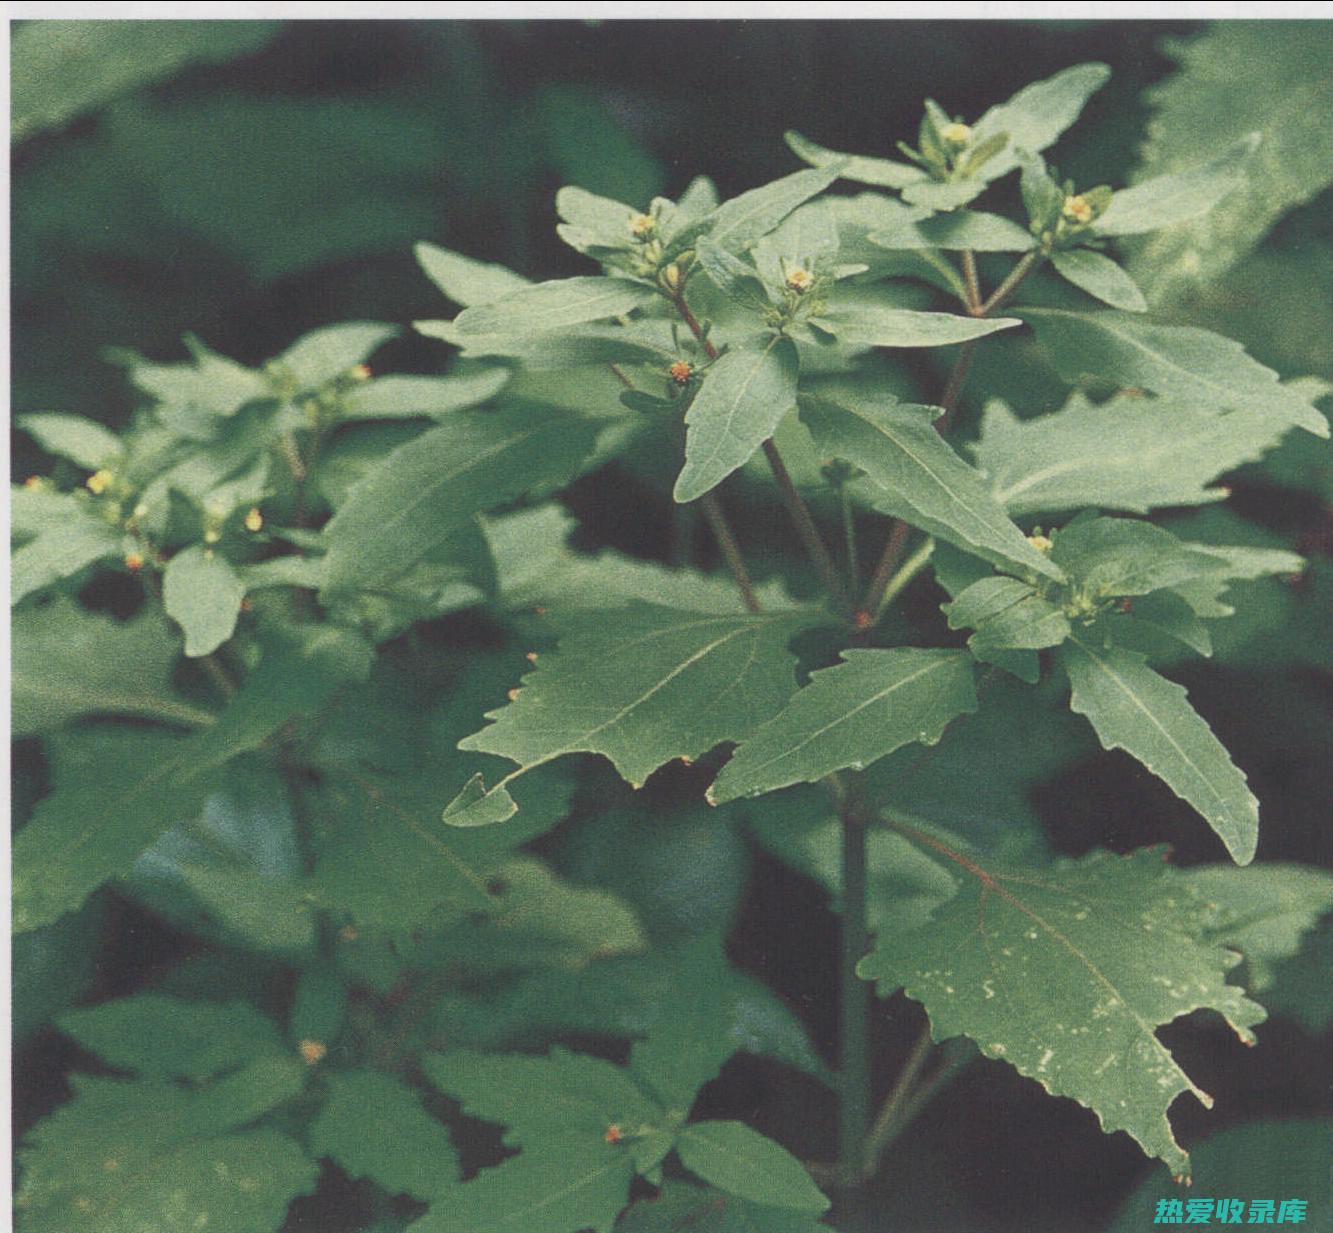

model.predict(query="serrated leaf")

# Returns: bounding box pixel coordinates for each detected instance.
[710,649,978,803]
[1124,23,1333,305]
[274,321,398,390]
[1020,307,1329,439]
[19,413,122,469]
[799,391,1063,581]
[310,1070,458,1200]
[424,1047,663,1149]
[1061,635,1258,864]
[1093,136,1257,238]
[56,996,285,1082]
[340,370,510,421]
[455,277,657,336]
[321,405,597,596]
[675,336,798,503]
[409,1142,633,1233]
[872,210,1036,252]
[619,1182,830,1233]
[858,843,1266,1177]
[11,598,212,735]
[692,164,846,255]
[415,240,531,307]
[972,392,1294,517]
[16,1073,316,1233]
[11,517,121,605]
[814,299,1020,348]
[1050,248,1147,312]
[163,545,246,657]
[461,603,811,791]
[676,1122,829,1214]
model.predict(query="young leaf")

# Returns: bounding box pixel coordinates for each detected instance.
[18,413,122,469]
[454,277,657,337]
[676,1121,829,1214]
[945,576,1071,654]
[274,321,398,390]
[339,370,510,421]
[1049,249,1148,312]
[310,1070,459,1201]
[408,1142,633,1233]
[1050,517,1223,600]
[1093,136,1258,238]
[555,184,638,251]
[858,843,1266,1178]
[972,393,1293,517]
[459,604,812,790]
[814,299,1020,348]
[1020,307,1330,439]
[674,336,799,504]
[799,391,1063,582]
[695,235,769,305]
[872,210,1036,253]
[415,240,531,307]
[11,517,121,606]
[709,649,978,804]
[321,405,597,596]
[1060,635,1258,864]
[690,164,847,255]
[163,545,246,657]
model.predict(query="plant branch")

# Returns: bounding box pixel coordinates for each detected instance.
[960,249,982,313]
[873,535,935,621]
[862,1021,933,1179]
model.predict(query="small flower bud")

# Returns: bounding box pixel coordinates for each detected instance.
[629,213,656,238]
[204,528,222,545]
[349,363,372,381]
[86,469,113,495]
[298,1039,327,1065]
[669,360,694,385]
[941,122,972,146]
[1062,194,1095,225]
[245,507,264,533]
[604,1124,623,1144]
[661,262,683,294]
[22,475,43,490]
[785,267,814,294]
[1027,533,1053,554]
[124,552,144,573]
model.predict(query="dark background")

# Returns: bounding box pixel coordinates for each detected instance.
[12,19,1332,1233]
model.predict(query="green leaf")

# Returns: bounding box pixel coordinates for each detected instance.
[555,184,639,252]
[1093,137,1257,238]
[12,517,121,606]
[619,1182,830,1233]
[16,1073,316,1233]
[11,598,213,735]
[1109,1118,1332,1232]
[972,392,1294,516]
[321,405,598,596]
[692,164,847,255]
[628,976,743,1114]
[799,391,1063,581]
[118,337,270,440]
[945,576,1071,656]
[676,1122,829,1214]
[455,277,658,337]
[57,996,286,1082]
[163,545,246,657]
[1260,922,1333,1033]
[814,298,1020,348]
[675,336,798,503]
[696,235,769,305]
[1049,249,1147,312]
[1050,517,1223,600]
[18,413,122,469]
[339,370,510,421]
[274,322,398,390]
[784,129,923,190]
[858,843,1266,1178]
[710,649,977,804]
[1060,635,1258,864]
[424,1047,662,1149]
[1019,307,1329,439]
[310,1070,459,1201]
[11,19,279,141]
[872,210,1035,252]
[408,1143,633,1233]
[459,604,811,791]
[415,240,531,307]
[1124,23,1333,305]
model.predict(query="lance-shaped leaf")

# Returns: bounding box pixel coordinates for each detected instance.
[415,240,531,307]
[163,545,246,657]
[1093,136,1258,237]
[11,516,121,606]
[416,320,675,370]
[555,184,638,253]
[799,392,1063,581]
[1050,249,1147,312]
[972,393,1293,517]
[1050,518,1223,600]
[454,277,657,337]
[709,649,978,804]
[408,1142,633,1233]
[275,322,398,390]
[944,576,1070,655]
[674,335,798,504]
[676,1122,829,1214]
[682,164,847,256]
[784,129,924,190]
[321,405,597,596]
[696,234,770,305]
[872,210,1036,252]
[339,370,510,421]
[18,414,122,470]
[858,842,1267,1178]
[1060,634,1258,864]
[459,604,811,791]
[814,291,1020,348]
[1020,307,1329,438]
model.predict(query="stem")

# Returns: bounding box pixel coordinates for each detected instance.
[873,536,934,621]
[960,249,982,313]
[838,800,871,1184]
[981,249,1043,317]
[840,487,860,593]
[862,1023,933,1179]
[699,492,761,613]
[200,653,237,701]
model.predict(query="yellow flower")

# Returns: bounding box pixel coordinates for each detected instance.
[1027,533,1054,554]
[1062,194,1095,225]
[298,1039,327,1065]
[245,507,264,533]
[86,469,113,495]
[669,360,694,385]
[629,212,656,238]
[785,267,814,294]
[941,122,973,146]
